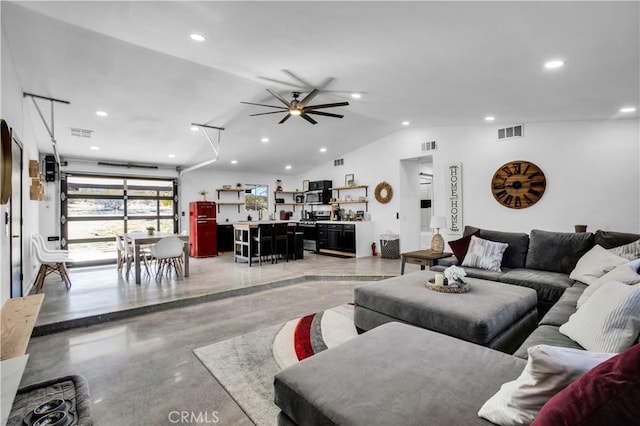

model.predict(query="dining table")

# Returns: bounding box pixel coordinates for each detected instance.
[120,232,190,284]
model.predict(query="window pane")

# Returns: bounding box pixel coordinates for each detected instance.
[127,199,158,216]
[159,219,174,233]
[127,179,173,196]
[159,200,174,215]
[68,220,124,240]
[68,198,124,216]
[68,241,117,262]
[245,184,268,211]
[127,220,159,233]
[67,176,125,196]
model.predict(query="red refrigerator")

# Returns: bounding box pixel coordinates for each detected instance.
[189,201,218,257]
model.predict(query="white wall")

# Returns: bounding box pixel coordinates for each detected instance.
[1,17,43,302]
[301,119,640,252]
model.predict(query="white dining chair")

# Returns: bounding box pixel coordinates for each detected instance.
[31,235,72,292]
[150,236,184,282]
[117,233,151,277]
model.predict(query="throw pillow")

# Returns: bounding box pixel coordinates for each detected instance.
[532,343,640,426]
[461,236,508,272]
[559,281,640,353]
[576,259,640,309]
[609,238,640,260]
[448,230,480,264]
[569,245,627,285]
[477,345,615,426]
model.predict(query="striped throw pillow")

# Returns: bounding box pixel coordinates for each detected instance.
[609,238,640,260]
[559,281,640,353]
[461,236,508,272]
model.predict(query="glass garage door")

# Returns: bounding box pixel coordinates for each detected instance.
[60,174,178,265]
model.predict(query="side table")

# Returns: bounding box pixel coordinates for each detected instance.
[400,250,452,275]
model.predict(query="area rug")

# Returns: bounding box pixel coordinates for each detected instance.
[193,304,357,425]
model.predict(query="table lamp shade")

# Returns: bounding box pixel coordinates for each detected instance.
[430,216,447,254]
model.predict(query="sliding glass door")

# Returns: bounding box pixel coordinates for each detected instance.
[61,174,178,265]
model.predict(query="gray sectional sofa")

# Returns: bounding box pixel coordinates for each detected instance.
[274,228,639,426]
[431,227,639,316]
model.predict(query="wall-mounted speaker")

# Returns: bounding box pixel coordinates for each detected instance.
[44,155,56,182]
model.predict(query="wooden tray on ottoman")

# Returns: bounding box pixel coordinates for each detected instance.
[426,279,470,293]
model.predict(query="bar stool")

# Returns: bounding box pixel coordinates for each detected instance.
[273,223,289,263]
[253,224,274,265]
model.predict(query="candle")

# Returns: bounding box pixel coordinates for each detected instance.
[435,273,444,286]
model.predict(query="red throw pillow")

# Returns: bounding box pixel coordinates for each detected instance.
[448,231,480,263]
[532,343,640,426]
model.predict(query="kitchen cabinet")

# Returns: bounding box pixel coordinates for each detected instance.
[217,224,234,252]
[317,222,369,257]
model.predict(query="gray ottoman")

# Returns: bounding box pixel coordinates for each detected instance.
[274,322,526,426]
[354,271,538,353]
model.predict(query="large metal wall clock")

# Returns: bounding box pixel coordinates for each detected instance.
[491,160,546,209]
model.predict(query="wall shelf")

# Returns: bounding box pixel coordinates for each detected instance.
[330,185,369,211]
[273,190,304,212]
[217,188,245,213]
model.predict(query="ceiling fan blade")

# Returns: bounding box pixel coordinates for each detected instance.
[266,88,292,107]
[299,89,319,107]
[258,75,307,89]
[300,113,318,125]
[279,113,292,124]
[282,69,314,88]
[303,102,350,110]
[240,101,288,109]
[317,77,335,91]
[305,110,344,119]
[249,111,290,117]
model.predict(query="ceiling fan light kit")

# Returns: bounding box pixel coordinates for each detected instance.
[241,88,349,125]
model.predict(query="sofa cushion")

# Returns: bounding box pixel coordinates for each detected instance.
[539,283,586,327]
[514,325,585,359]
[274,322,526,426]
[559,281,640,353]
[458,266,509,282]
[532,343,640,426]
[478,345,615,426]
[594,230,640,249]
[525,229,594,274]
[577,259,640,309]
[465,226,529,269]
[448,230,480,263]
[569,245,628,285]
[499,269,574,304]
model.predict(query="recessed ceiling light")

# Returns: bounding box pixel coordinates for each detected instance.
[319,147,327,153]
[285,165,292,170]
[90,146,99,150]
[168,154,176,158]
[351,93,362,99]
[190,126,199,132]
[620,107,637,113]
[485,116,495,121]
[96,111,108,117]
[402,121,410,126]
[190,33,206,42]
[261,137,269,143]
[544,59,565,69]
[231,160,238,164]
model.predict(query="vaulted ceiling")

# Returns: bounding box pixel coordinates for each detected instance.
[3,1,638,174]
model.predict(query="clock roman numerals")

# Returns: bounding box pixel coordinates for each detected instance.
[491,161,546,209]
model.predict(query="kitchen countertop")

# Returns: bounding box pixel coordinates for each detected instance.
[315,220,371,224]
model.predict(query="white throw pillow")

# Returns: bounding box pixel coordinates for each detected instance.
[477,345,615,426]
[569,245,627,285]
[609,238,640,260]
[576,259,640,309]
[559,281,640,353]
[461,236,508,272]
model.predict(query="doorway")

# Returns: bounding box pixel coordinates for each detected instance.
[10,137,23,297]
[399,155,433,251]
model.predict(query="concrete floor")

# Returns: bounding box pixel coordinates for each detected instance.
[22,253,408,425]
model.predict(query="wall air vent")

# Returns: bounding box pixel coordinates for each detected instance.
[498,124,524,140]
[97,161,159,169]
[334,158,344,166]
[421,140,437,152]
[70,128,93,138]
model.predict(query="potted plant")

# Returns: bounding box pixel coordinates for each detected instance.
[146,226,155,236]
[199,189,208,201]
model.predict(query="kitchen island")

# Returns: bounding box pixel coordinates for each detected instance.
[233,220,297,266]
[316,220,373,258]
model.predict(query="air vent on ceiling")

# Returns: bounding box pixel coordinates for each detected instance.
[97,161,158,169]
[334,158,344,166]
[421,140,437,152]
[70,128,93,138]
[498,124,524,140]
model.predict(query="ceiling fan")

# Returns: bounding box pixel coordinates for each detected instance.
[241,89,349,125]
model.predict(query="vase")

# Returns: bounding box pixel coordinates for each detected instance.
[200,195,206,201]
[147,230,154,236]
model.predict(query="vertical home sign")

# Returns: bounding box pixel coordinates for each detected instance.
[448,163,462,234]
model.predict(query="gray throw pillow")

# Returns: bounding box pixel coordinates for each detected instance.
[461,236,509,272]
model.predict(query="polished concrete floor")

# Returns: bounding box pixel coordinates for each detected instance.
[22,253,410,425]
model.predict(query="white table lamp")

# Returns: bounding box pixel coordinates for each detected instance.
[430,216,447,254]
